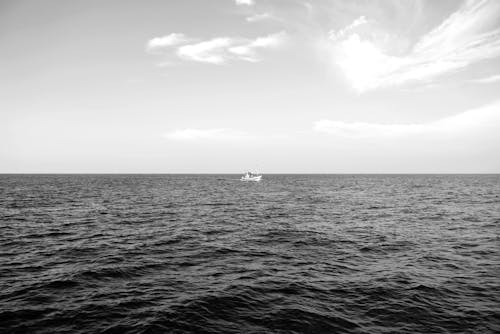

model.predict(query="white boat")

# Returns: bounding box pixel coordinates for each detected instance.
[241,172,262,182]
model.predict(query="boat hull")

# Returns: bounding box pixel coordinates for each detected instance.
[240,175,262,182]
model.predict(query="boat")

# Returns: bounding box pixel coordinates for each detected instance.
[241,171,262,182]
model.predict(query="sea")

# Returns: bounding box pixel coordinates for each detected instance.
[0,174,499,333]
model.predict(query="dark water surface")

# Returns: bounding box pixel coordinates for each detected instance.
[1,174,499,333]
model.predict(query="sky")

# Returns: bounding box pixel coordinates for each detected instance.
[1,0,500,173]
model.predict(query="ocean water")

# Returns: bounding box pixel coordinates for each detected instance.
[0,174,499,334]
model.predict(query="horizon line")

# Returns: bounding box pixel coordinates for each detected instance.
[1,173,499,175]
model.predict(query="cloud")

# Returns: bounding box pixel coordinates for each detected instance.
[228,31,287,62]
[314,120,425,138]
[328,0,500,92]
[469,74,500,84]
[164,128,250,141]
[329,16,368,41]
[147,31,287,64]
[146,33,191,52]
[235,0,254,6]
[314,101,500,138]
[246,13,273,22]
[177,38,233,64]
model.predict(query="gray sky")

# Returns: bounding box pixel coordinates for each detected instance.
[1,0,500,173]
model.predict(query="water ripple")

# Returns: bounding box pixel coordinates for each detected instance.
[1,174,499,333]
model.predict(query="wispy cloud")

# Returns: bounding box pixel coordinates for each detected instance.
[177,38,233,64]
[146,33,192,52]
[147,31,287,64]
[328,0,500,92]
[469,74,500,84]
[246,12,273,22]
[164,128,250,141]
[329,16,368,41]
[314,101,500,138]
[235,0,254,6]
[314,120,425,138]
[228,31,287,62]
